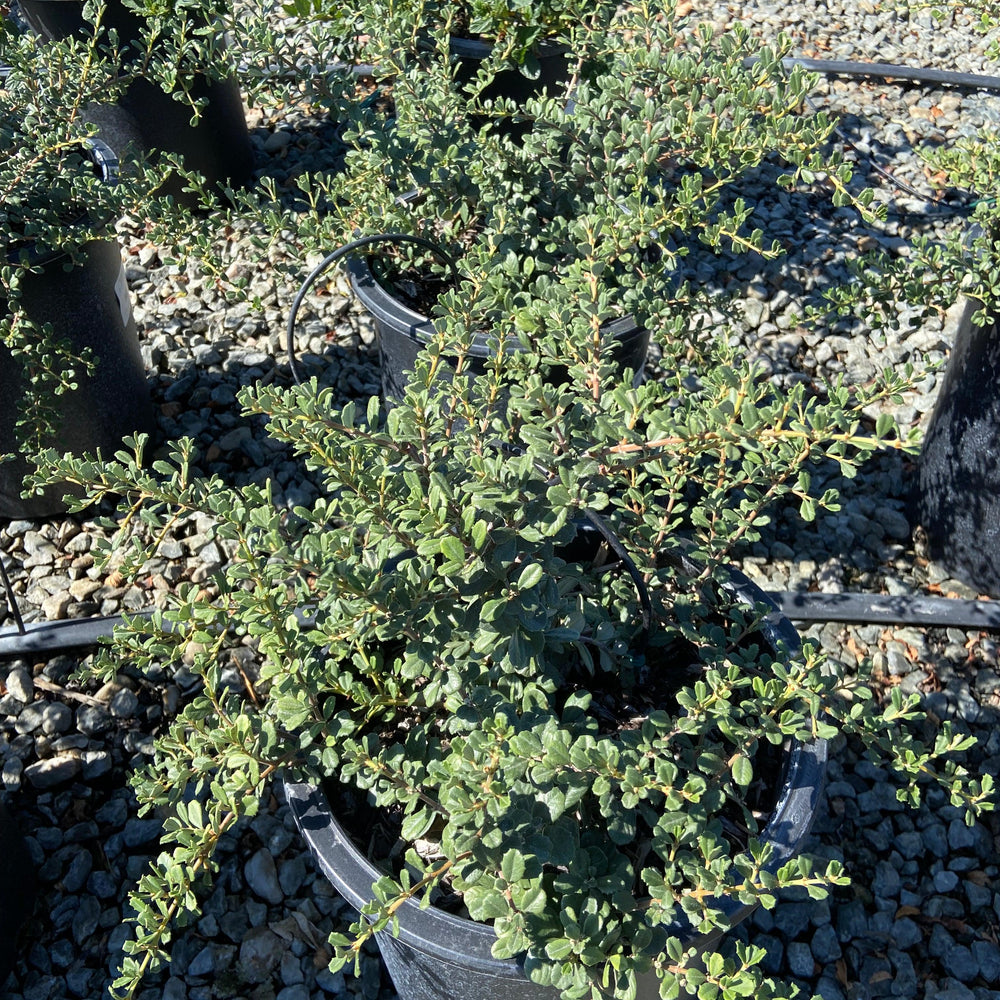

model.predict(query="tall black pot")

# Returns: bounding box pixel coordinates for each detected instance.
[17,0,253,203]
[1,236,155,519]
[284,573,827,1000]
[916,298,1000,596]
[0,799,36,982]
[345,254,651,402]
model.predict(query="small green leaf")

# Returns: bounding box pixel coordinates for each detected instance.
[440,535,466,564]
[464,885,509,921]
[273,696,311,729]
[545,937,575,961]
[400,808,435,842]
[516,563,544,590]
[471,520,488,549]
[511,884,548,915]
[501,848,526,884]
[875,412,895,438]
[732,755,753,788]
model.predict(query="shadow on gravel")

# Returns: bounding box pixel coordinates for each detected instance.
[249,113,349,214]
[679,163,949,300]
[733,444,914,581]
[142,336,380,496]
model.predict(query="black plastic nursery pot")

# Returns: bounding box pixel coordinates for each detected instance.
[450,36,570,102]
[17,0,253,203]
[1,234,155,519]
[284,572,828,1000]
[345,254,652,402]
[916,298,1000,597]
[0,799,35,982]
[448,36,571,141]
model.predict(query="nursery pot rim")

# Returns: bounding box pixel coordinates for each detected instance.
[283,569,828,977]
[345,252,645,361]
[287,738,828,970]
[447,34,570,60]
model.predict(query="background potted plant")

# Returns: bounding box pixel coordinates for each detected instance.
[280,3,870,400]
[812,0,1000,598]
[289,0,608,95]
[32,286,994,999]
[15,0,254,203]
[908,44,1000,598]
[0,21,164,517]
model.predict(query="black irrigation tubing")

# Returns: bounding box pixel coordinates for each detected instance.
[0,612,152,657]
[285,231,460,385]
[801,92,951,209]
[777,56,1000,93]
[769,591,1000,630]
[4,590,1000,659]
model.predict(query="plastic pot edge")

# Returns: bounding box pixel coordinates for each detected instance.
[345,253,648,360]
[283,569,827,972]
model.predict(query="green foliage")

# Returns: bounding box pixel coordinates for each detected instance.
[0,0,233,467]
[822,1,1000,323]
[35,341,991,1000]
[215,0,872,374]
[292,0,603,66]
[117,0,239,93]
[16,2,997,999]
[0,22,140,463]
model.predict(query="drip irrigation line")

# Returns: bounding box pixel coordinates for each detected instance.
[801,93,961,211]
[769,591,1000,630]
[0,611,153,657]
[3,589,1000,660]
[778,56,1000,93]
[285,231,459,384]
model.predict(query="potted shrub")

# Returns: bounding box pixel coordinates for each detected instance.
[916,286,1000,597]
[0,23,160,517]
[290,0,608,91]
[16,0,254,203]
[35,311,994,998]
[281,2,871,398]
[905,0,1000,597]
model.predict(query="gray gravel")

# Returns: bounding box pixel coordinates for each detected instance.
[3,1,1000,998]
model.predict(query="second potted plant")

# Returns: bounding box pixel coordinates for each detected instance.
[285,2,869,399]
[17,0,254,202]
[0,26,159,517]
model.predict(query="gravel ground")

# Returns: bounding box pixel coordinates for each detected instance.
[2,1,1000,999]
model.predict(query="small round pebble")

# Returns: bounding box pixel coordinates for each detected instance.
[110,689,140,719]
